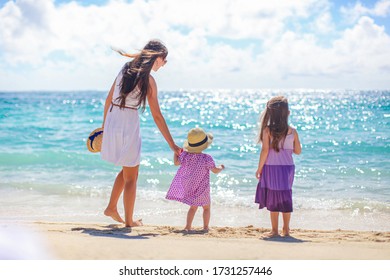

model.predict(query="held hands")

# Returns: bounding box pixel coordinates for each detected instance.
[171,144,182,156]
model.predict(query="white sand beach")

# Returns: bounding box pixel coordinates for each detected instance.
[3,221,389,260]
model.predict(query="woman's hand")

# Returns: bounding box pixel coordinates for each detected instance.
[171,144,182,156]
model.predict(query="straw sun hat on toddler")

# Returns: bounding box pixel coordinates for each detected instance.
[87,127,103,153]
[183,127,213,153]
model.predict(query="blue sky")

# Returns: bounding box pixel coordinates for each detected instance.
[0,0,389,90]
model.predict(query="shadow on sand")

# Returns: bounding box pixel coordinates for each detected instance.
[172,229,209,236]
[71,225,158,240]
[261,235,307,243]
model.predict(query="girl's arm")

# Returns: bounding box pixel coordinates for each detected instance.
[102,80,116,129]
[211,164,225,174]
[147,76,181,156]
[293,129,302,155]
[256,128,270,179]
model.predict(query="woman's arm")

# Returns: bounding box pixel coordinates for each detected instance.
[256,128,270,179]
[102,80,116,128]
[147,76,181,155]
[293,129,302,155]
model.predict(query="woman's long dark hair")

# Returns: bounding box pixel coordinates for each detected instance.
[258,96,289,152]
[114,40,168,111]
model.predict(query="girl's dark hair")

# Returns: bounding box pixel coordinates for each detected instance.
[258,96,289,152]
[114,40,168,111]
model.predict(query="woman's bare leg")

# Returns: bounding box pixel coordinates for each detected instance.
[104,169,125,223]
[122,165,142,227]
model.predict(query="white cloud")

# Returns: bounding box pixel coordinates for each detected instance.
[151,0,324,39]
[0,0,53,64]
[256,15,390,89]
[333,16,390,73]
[312,11,334,33]
[0,0,389,90]
[341,0,390,23]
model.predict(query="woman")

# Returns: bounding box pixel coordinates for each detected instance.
[101,40,181,227]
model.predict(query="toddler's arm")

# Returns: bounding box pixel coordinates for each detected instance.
[211,164,225,174]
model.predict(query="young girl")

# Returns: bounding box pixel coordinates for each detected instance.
[255,96,301,237]
[166,127,224,232]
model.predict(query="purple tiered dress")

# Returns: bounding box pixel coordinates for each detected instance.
[255,130,296,213]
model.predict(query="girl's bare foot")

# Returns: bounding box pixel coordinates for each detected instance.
[202,227,209,233]
[104,208,125,224]
[125,219,143,228]
[282,227,290,237]
[265,231,280,238]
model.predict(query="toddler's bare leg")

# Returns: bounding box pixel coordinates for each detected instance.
[202,205,210,231]
[185,206,198,230]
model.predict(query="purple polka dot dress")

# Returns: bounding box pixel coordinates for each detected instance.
[166,151,216,206]
[255,131,296,213]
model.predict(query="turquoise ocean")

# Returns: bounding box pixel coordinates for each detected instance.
[0,90,389,231]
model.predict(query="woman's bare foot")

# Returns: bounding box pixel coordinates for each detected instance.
[265,231,280,238]
[104,208,125,224]
[125,219,143,228]
[282,227,290,237]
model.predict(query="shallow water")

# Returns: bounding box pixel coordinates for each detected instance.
[0,89,389,230]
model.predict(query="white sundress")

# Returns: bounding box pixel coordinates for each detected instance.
[101,67,141,167]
